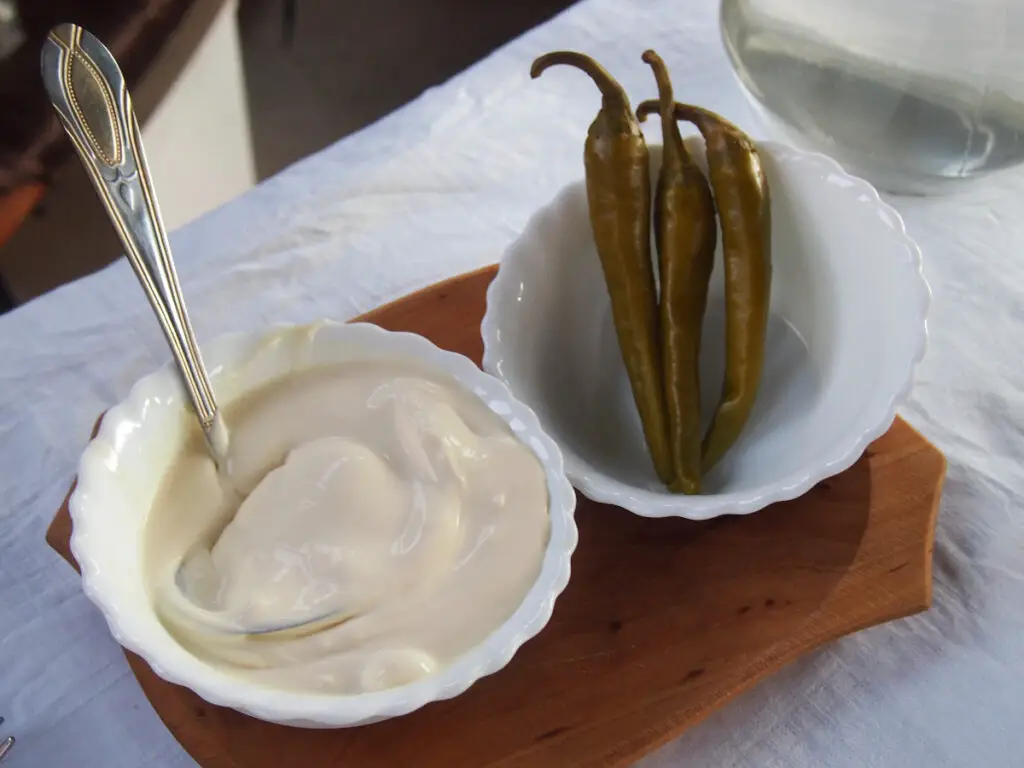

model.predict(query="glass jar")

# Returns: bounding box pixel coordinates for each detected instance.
[721,0,1024,194]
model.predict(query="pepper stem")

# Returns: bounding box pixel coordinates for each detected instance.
[637,99,744,138]
[530,51,631,110]
[639,50,675,140]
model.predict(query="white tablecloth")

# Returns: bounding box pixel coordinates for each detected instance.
[3,0,1023,765]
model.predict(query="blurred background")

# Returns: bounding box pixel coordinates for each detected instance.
[0,0,575,311]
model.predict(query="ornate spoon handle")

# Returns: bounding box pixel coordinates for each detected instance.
[41,24,228,459]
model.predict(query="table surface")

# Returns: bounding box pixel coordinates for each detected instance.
[3,0,1023,765]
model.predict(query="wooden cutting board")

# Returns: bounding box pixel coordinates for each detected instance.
[47,265,946,767]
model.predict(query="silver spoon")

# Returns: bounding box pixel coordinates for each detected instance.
[40,23,229,465]
[0,717,13,764]
[41,25,350,640]
[154,538,356,641]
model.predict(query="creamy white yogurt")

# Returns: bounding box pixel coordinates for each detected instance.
[144,360,549,694]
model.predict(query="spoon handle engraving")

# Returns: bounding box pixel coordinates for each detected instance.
[41,24,227,458]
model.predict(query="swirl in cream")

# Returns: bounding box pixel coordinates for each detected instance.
[144,361,549,694]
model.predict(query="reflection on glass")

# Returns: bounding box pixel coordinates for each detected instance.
[721,0,1024,194]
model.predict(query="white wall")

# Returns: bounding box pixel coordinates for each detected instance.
[143,0,256,232]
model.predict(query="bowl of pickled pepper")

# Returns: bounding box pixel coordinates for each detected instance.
[481,50,930,520]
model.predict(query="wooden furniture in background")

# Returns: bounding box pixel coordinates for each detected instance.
[0,181,42,308]
[1,0,579,306]
[0,182,41,247]
[0,0,251,307]
[3,0,218,194]
[47,266,946,767]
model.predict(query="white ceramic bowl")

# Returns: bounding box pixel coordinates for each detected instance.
[482,139,929,519]
[70,321,578,727]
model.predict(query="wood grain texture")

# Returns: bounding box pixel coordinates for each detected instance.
[46,265,946,768]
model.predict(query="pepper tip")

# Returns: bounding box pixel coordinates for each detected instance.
[527,51,631,108]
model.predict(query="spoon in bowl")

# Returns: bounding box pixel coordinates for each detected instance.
[157,536,359,642]
[41,25,355,641]
[40,23,229,466]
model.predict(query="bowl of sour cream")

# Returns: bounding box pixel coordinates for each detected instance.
[69,321,578,727]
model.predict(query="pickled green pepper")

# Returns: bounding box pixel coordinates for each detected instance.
[637,50,717,494]
[636,99,772,473]
[532,51,674,485]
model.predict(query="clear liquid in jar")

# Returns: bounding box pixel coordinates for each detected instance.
[721,0,1024,193]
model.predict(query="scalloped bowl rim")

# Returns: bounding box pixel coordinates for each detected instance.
[69,320,579,727]
[481,140,930,520]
